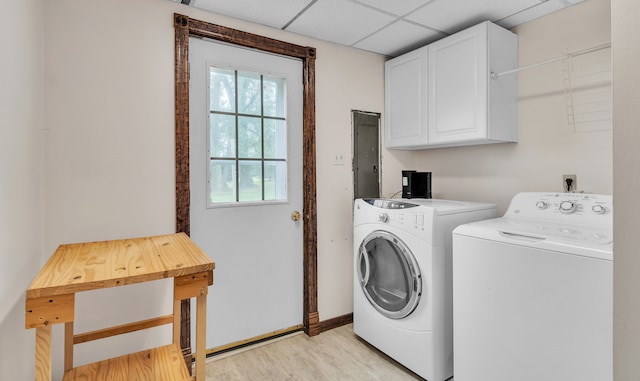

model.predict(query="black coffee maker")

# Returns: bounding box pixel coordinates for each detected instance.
[402,170,432,199]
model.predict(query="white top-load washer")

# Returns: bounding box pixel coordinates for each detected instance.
[354,198,496,381]
[452,192,613,381]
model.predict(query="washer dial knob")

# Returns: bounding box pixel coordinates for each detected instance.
[535,201,548,210]
[559,201,577,214]
[378,213,389,223]
[592,204,606,215]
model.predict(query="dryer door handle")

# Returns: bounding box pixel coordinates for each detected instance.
[359,248,371,287]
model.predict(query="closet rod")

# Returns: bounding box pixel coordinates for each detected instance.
[491,42,611,79]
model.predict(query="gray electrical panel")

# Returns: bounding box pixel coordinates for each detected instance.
[353,110,380,199]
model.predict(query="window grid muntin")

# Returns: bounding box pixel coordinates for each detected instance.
[208,67,287,205]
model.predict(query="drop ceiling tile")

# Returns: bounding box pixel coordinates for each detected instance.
[285,0,396,46]
[496,0,566,29]
[191,0,314,29]
[351,0,435,17]
[406,0,543,34]
[354,20,444,56]
[185,0,587,57]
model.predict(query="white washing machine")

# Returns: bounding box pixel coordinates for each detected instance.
[452,192,613,381]
[353,198,496,381]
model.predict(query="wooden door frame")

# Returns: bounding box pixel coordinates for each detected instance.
[173,14,319,360]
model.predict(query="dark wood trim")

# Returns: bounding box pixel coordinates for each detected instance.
[173,14,320,362]
[174,15,191,237]
[319,313,353,333]
[302,43,319,338]
[187,18,311,59]
[173,14,193,369]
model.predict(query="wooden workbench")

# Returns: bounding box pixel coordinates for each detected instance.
[25,233,215,380]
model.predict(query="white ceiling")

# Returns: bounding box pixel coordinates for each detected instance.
[179,0,584,57]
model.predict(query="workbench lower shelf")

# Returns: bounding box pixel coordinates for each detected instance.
[62,343,191,381]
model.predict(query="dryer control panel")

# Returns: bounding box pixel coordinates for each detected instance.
[357,199,432,237]
[505,192,612,229]
[364,199,419,209]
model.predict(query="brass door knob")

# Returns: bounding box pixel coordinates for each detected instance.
[291,210,301,221]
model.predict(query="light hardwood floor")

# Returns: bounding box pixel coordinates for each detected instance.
[204,324,423,380]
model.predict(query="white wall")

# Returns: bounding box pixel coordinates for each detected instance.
[38,0,384,377]
[381,0,612,214]
[612,0,640,379]
[42,1,183,372]
[0,0,44,379]
[315,43,386,322]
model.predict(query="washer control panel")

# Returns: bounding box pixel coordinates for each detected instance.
[505,192,612,228]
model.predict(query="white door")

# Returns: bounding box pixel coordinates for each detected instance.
[189,37,304,348]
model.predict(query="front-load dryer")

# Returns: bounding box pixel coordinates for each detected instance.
[353,198,496,380]
[452,192,613,381]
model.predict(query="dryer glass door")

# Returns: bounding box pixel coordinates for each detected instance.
[358,230,422,319]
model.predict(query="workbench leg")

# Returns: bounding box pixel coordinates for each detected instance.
[64,321,74,371]
[34,325,52,381]
[195,294,206,381]
[173,298,181,346]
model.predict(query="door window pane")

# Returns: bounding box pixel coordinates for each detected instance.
[208,66,288,206]
[210,68,235,113]
[265,161,287,201]
[238,161,262,202]
[264,119,287,159]
[238,116,262,159]
[238,72,261,115]
[263,76,285,118]
[210,114,236,158]
[209,160,236,203]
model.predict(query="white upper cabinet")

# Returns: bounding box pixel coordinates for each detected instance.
[428,21,518,147]
[384,46,428,148]
[385,21,518,150]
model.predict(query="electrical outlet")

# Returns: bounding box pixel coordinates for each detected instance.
[562,174,577,192]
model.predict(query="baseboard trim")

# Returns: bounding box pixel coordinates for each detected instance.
[319,313,353,333]
[205,325,304,358]
[201,313,353,360]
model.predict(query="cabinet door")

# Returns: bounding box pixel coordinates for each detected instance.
[428,23,488,144]
[385,47,428,148]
